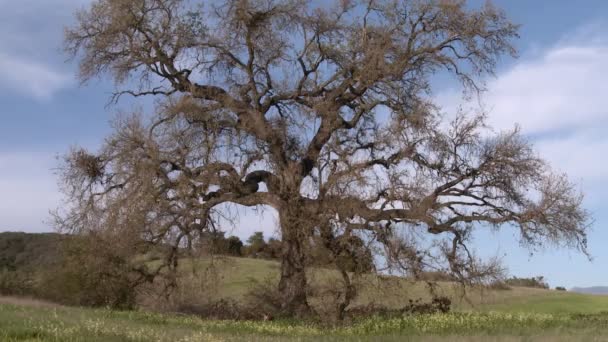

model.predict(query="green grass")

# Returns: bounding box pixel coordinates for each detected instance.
[173,256,605,313]
[4,257,608,341]
[482,292,608,314]
[3,300,608,341]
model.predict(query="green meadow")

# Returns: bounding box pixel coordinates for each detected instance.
[3,298,608,341]
[3,257,608,341]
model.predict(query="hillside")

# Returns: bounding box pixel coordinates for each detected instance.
[2,255,608,340]
[0,232,601,313]
[4,233,608,341]
[2,232,606,314]
[0,232,64,271]
[173,256,603,313]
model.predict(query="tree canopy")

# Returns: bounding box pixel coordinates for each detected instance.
[58,0,590,318]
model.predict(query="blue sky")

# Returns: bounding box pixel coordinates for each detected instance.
[1,0,608,288]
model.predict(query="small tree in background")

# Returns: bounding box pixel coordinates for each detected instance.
[245,232,267,258]
[198,231,228,255]
[226,236,244,256]
[265,238,283,259]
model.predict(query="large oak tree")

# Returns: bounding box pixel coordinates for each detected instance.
[58,0,590,317]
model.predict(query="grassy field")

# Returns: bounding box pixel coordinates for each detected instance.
[3,297,608,341]
[481,291,608,314]
[4,257,608,341]
[171,256,593,312]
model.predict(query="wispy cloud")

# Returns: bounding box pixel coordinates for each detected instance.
[480,45,608,135]
[438,27,608,202]
[0,0,86,100]
[0,53,72,100]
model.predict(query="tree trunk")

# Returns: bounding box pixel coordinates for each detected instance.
[336,269,356,321]
[277,210,312,317]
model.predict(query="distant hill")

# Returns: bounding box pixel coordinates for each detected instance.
[0,231,64,271]
[3,232,606,315]
[571,287,608,295]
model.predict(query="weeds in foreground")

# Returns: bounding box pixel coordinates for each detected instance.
[3,303,608,341]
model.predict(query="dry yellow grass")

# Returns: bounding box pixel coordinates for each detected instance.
[0,296,62,309]
[173,256,565,312]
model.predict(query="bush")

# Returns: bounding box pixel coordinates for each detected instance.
[0,269,34,296]
[140,260,224,314]
[555,286,567,291]
[504,276,549,289]
[488,280,511,291]
[144,273,283,321]
[40,264,136,309]
[0,232,63,272]
[226,236,244,256]
[243,232,267,258]
[0,233,139,310]
[245,277,285,319]
[0,232,64,298]
[347,296,452,321]
[403,296,452,315]
[38,235,138,309]
[418,271,455,282]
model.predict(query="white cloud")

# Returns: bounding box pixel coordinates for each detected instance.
[0,0,86,100]
[481,45,608,134]
[0,53,72,100]
[536,132,608,183]
[438,30,608,204]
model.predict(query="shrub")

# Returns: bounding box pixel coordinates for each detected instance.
[145,273,284,321]
[488,280,511,290]
[403,296,452,315]
[555,286,567,291]
[226,236,244,256]
[38,235,138,309]
[140,260,224,315]
[243,232,267,258]
[418,271,455,282]
[245,277,285,319]
[504,276,549,289]
[0,269,34,296]
[347,296,452,321]
[176,298,254,320]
